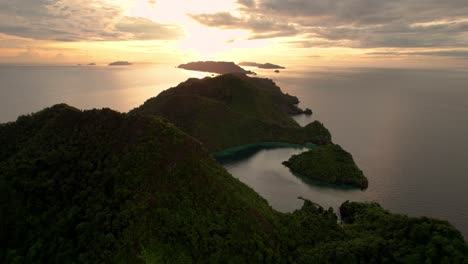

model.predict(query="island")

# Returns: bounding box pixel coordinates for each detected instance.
[109,61,132,66]
[275,69,280,73]
[239,62,286,69]
[1,79,467,262]
[283,144,369,189]
[177,61,254,75]
[78,63,96,66]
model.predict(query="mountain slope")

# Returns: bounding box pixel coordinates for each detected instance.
[131,74,331,151]
[0,105,279,263]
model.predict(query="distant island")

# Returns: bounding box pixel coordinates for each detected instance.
[177,61,254,75]
[283,144,369,189]
[88,63,96,66]
[109,61,132,66]
[239,62,285,69]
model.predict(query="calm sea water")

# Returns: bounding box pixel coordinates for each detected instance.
[1,64,467,239]
[226,66,468,239]
[0,64,209,123]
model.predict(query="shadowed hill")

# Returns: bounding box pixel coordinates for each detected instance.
[0,105,278,263]
[131,74,331,151]
[1,105,467,263]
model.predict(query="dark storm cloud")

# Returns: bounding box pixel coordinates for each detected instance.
[0,0,182,41]
[191,0,468,48]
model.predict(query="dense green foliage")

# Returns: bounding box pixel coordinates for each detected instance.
[280,201,468,264]
[1,105,467,263]
[283,144,368,188]
[336,202,468,263]
[0,105,278,263]
[131,74,331,151]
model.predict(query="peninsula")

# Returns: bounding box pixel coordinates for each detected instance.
[177,61,254,75]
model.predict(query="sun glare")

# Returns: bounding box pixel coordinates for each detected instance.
[118,0,259,60]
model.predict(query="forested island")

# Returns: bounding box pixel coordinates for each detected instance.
[1,74,467,263]
[283,144,368,189]
[239,62,285,69]
[177,61,255,75]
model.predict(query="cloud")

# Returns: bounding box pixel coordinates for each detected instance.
[0,0,182,41]
[237,0,255,8]
[190,0,468,48]
[255,0,468,26]
[115,17,181,40]
[310,21,468,48]
[189,12,297,39]
[366,50,468,58]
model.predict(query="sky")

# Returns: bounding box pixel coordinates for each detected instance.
[0,0,467,67]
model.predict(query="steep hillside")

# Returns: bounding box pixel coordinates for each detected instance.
[0,105,278,263]
[131,74,331,151]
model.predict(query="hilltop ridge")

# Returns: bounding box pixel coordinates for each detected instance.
[131,73,331,151]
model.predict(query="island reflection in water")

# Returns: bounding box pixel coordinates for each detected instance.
[221,147,368,213]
